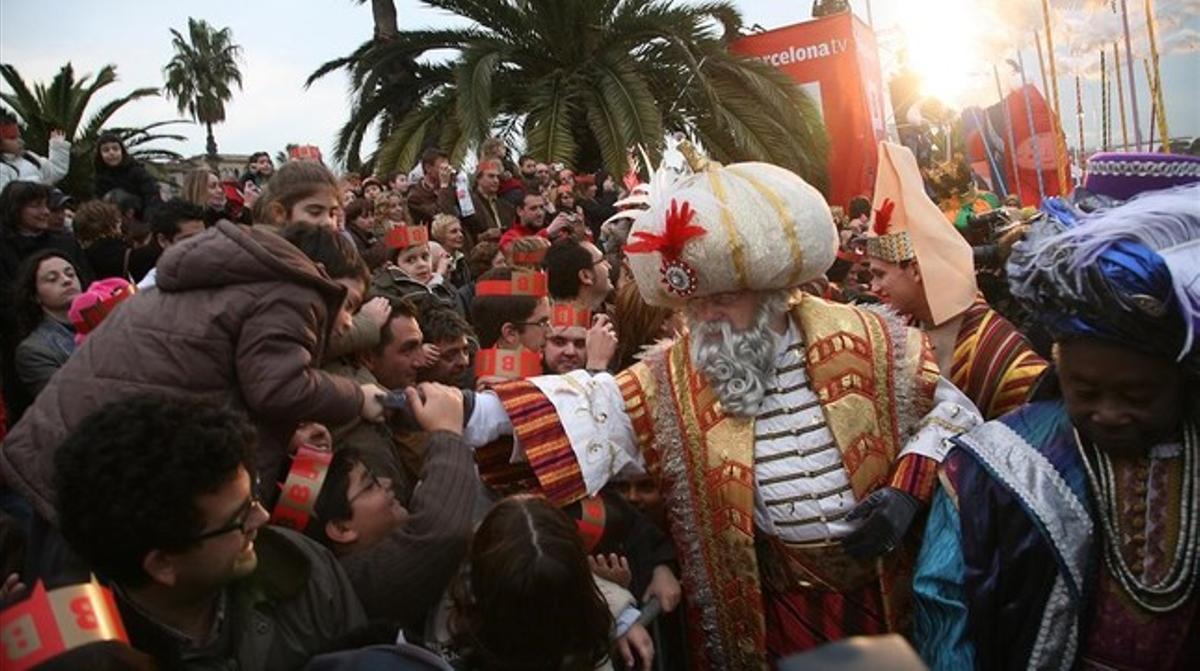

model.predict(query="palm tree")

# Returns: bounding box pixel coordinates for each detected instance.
[162,18,244,161]
[309,0,829,191]
[0,62,182,196]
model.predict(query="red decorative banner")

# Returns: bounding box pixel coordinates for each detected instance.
[1,579,128,671]
[475,347,543,380]
[476,271,548,298]
[550,303,591,329]
[386,225,430,250]
[270,445,334,531]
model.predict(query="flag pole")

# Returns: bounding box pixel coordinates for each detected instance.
[1119,0,1144,150]
[1113,42,1130,150]
[1143,0,1170,151]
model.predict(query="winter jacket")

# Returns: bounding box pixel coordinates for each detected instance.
[347,226,389,271]
[0,138,70,192]
[14,318,75,397]
[83,236,131,280]
[370,265,464,316]
[117,526,367,671]
[339,424,475,629]
[0,227,93,290]
[93,161,162,207]
[0,220,365,522]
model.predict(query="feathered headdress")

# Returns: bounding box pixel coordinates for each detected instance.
[1008,183,1200,371]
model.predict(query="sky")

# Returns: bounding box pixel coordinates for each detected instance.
[1,0,1195,169]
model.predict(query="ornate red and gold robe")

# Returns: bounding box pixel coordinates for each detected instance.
[465,295,981,669]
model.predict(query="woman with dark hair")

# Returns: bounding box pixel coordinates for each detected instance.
[11,250,80,399]
[0,181,92,423]
[0,180,92,287]
[437,495,653,671]
[93,132,161,207]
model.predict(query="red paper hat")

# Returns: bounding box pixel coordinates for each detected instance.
[575,495,606,552]
[288,145,322,162]
[270,445,333,531]
[475,347,543,379]
[1,579,128,671]
[476,271,548,298]
[550,303,591,329]
[386,225,430,250]
[0,123,19,141]
[510,246,548,267]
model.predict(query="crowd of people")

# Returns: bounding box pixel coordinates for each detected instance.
[0,102,1198,671]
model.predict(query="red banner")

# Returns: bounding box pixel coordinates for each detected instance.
[733,13,887,209]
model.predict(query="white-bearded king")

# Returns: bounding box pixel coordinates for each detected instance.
[464,151,982,669]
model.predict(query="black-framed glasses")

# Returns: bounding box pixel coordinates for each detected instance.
[191,489,264,543]
[514,317,551,330]
[348,469,384,504]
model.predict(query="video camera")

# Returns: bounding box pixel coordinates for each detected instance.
[377,387,476,432]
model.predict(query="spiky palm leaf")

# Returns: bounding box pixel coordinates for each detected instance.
[312,0,829,189]
[0,62,181,197]
[162,18,243,157]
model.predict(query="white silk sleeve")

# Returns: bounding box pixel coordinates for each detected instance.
[527,371,645,494]
[463,391,514,448]
[898,377,983,463]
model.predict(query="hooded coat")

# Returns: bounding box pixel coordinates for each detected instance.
[0,220,364,521]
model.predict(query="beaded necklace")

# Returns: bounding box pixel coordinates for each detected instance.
[1074,423,1199,613]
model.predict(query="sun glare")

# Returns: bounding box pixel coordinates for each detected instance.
[896,0,984,109]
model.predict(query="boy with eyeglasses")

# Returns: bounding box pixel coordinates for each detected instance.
[53,395,366,670]
[305,381,475,630]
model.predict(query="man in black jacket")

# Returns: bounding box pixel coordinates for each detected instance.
[54,395,367,670]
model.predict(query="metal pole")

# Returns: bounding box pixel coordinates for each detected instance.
[1101,50,1108,151]
[995,65,1023,201]
[1144,0,1170,151]
[1075,75,1086,168]
[1040,0,1064,124]
[1113,42,1130,150]
[1016,52,1047,200]
[1119,0,1144,150]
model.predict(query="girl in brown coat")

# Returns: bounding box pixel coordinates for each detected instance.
[1,214,388,525]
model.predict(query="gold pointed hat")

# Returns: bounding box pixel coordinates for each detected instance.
[866,141,977,326]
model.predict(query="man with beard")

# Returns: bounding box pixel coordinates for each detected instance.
[463,152,981,668]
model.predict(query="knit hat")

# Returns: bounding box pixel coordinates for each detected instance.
[866,141,976,326]
[623,146,837,308]
[68,278,135,345]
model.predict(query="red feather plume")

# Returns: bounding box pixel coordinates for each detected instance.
[873,198,896,235]
[623,198,706,260]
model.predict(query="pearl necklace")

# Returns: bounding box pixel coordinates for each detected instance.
[1074,422,1199,613]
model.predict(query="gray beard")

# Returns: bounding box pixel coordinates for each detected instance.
[688,293,790,418]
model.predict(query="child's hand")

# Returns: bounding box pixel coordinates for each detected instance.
[588,553,631,588]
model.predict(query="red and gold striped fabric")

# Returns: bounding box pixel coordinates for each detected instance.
[951,296,1047,420]
[490,380,588,507]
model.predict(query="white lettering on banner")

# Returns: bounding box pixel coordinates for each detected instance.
[758,38,849,67]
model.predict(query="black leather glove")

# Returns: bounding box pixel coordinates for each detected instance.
[839,487,920,560]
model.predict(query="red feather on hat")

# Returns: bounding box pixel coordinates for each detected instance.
[624,199,706,261]
[873,198,895,235]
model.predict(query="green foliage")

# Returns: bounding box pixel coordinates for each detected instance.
[0,62,183,197]
[310,0,829,191]
[162,17,244,156]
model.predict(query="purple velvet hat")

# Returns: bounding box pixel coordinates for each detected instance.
[1084,152,1200,201]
